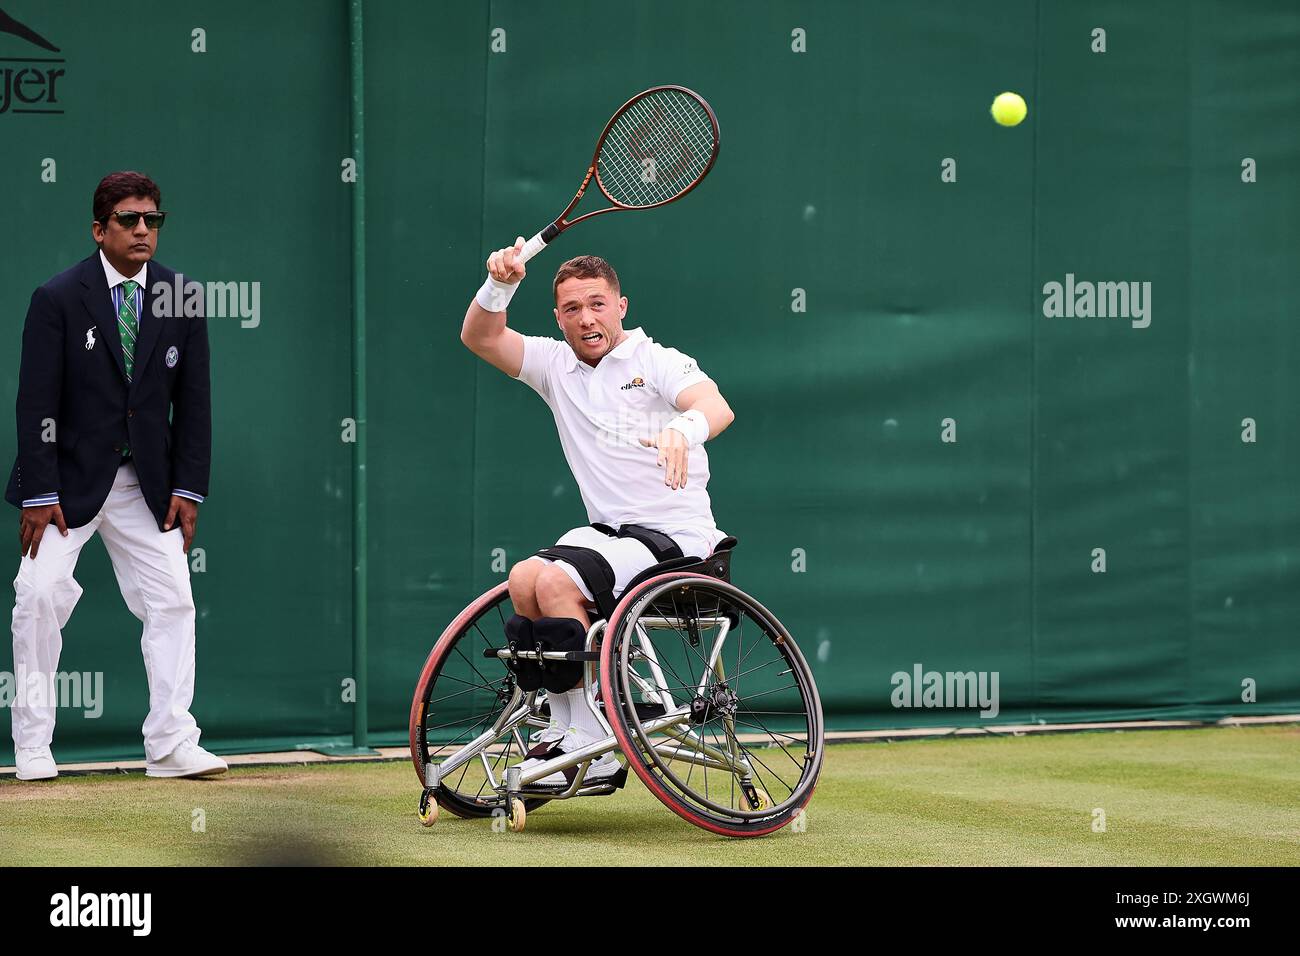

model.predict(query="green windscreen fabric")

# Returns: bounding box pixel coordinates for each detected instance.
[0,0,1295,764]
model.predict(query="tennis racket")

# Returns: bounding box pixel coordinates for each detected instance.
[516,85,721,265]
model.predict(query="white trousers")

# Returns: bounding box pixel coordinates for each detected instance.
[10,462,200,761]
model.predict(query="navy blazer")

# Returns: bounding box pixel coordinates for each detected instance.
[5,252,211,530]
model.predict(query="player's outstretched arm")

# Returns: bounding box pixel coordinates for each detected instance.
[461,236,528,377]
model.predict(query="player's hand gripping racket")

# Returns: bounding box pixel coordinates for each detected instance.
[515,85,721,265]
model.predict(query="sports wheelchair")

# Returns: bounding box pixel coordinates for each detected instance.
[408,536,824,837]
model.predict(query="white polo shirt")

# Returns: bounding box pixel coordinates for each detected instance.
[515,326,726,559]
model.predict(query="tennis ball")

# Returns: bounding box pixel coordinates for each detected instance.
[990,91,1027,127]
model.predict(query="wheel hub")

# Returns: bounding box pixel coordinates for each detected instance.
[689,684,738,724]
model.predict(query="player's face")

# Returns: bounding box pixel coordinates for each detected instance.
[554,277,628,366]
[91,194,160,271]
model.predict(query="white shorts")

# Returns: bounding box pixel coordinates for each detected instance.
[530,526,668,604]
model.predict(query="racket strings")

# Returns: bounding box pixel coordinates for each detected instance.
[597,89,716,208]
[602,96,712,204]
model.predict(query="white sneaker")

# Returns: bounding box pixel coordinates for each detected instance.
[520,728,621,787]
[534,751,622,787]
[14,745,58,781]
[528,719,565,746]
[516,722,566,777]
[146,740,228,778]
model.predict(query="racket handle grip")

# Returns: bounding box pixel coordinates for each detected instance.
[517,223,560,265]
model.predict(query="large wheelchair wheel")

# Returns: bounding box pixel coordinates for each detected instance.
[409,583,550,818]
[600,572,824,837]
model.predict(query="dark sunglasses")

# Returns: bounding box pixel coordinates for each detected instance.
[103,210,167,230]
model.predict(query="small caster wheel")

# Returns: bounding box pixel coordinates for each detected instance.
[507,797,526,833]
[418,787,439,827]
[745,786,772,811]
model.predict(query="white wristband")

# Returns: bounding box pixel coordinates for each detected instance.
[665,409,709,448]
[476,275,519,313]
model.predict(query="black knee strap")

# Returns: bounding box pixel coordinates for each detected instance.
[503,614,543,692]
[533,616,587,693]
[534,545,618,619]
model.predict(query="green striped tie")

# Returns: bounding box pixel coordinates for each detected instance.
[118,280,139,381]
[118,280,138,459]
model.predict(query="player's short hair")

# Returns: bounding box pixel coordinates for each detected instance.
[93,171,161,222]
[553,255,620,301]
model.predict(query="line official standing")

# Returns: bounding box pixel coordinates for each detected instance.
[5,171,225,780]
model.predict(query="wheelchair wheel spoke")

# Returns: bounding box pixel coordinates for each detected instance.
[428,680,498,708]
[472,620,496,651]
[641,608,729,699]
[726,717,796,786]
[450,747,478,793]
[633,650,781,698]
[718,654,785,688]
[700,724,710,805]
[666,589,719,678]
[681,728,700,792]
[731,718,808,746]
[633,636,697,705]
[428,713,499,787]
[739,739,798,798]
[426,711,513,769]
[734,622,768,676]
[705,717,761,810]
[706,721,735,810]
[733,683,800,704]
[429,668,502,694]
[452,639,498,695]
[425,708,500,737]
[733,720,807,775]
[644,641,694,692]
[732,704,810,768]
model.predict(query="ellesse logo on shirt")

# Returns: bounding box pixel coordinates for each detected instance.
[620,377,646,390]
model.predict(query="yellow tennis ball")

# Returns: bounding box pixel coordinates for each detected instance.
[991,91,1027,127]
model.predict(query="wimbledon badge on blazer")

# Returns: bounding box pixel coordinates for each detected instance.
[165,346,179,368]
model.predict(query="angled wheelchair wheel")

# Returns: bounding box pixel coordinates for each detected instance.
[600,572,824,837]
[409,582,550,819]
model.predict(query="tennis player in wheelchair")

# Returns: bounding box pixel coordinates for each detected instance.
[460,237,735,788]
